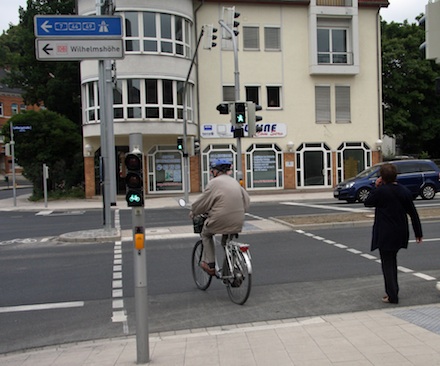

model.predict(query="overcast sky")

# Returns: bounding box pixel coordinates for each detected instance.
[0,0,429,36]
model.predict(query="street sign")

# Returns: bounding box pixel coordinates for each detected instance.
[34,15,123,38]
[36,39,124,60]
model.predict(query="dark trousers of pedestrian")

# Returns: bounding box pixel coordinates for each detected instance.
[379,249,399,303]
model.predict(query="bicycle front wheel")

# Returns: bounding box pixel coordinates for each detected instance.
[226,250,252,305]
[191,240,212,290]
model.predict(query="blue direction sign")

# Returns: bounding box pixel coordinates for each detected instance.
[34,15,123,38]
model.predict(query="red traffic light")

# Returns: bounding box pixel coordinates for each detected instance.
[125,153,142,171]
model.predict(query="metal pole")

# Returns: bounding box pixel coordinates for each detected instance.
[10,122,16,207]
[219,20,242,183]
[129,133,149,364]
[43,163,48,208]
[96,0,112,230]
[183,28,205,203]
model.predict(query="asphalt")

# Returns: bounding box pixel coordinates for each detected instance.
[1,183,440,365]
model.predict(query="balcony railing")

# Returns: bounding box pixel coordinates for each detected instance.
[318,51,353,65]
[316,0,352,6]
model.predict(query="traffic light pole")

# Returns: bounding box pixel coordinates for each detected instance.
[129,133,149,364]
[182,28,205,203]
[219,19,243,184]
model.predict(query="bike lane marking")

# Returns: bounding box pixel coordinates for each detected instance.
[295,229,439,284]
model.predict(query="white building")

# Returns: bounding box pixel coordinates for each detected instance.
[77,0,388,198]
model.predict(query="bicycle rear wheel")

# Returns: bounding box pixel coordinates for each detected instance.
[226,250,251,305]
[191,240,212,290]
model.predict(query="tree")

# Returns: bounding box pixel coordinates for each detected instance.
[0,0,81,125]
[2,110,83,198]
[382,19,440,157]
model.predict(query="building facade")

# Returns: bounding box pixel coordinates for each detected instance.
[78,0,389,198]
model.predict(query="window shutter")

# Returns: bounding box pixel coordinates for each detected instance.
[335,86,351,122]
[264,27,280,50]
[315,86,331,123]
[243,27,259,50]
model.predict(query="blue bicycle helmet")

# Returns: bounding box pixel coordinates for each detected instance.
[210,159,232,172]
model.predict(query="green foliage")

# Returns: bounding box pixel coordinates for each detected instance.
[2,110,83,197]
[382,20,440,157]
[0,0,81,125]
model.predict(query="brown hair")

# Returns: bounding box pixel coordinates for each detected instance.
[379,163,397,184]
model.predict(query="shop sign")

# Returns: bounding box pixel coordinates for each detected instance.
[201,123,286,138]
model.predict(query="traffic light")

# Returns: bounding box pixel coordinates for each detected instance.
[216,103,230,115]
[234,102,246,124]
[246,102,263,137]
[125,150,144,207]
[222,6,240,39]
[177,137,184,150]
[203,24,218,50]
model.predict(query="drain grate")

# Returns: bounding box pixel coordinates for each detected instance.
[391,306,440,335]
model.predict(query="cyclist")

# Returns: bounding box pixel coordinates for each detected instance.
[190,159,250,276]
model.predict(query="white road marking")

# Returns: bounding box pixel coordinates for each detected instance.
[0,301,84,313]
[281,201,370,213]
[295,229,439,284]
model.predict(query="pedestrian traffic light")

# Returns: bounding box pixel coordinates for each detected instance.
[177,137,184,150]
[234,102,246,124]
[216,103,230,115]
[203,24,218,50]
[246,102,263,137]
[125,150,144,207]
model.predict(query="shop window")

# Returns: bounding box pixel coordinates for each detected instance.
[246,143,283,189]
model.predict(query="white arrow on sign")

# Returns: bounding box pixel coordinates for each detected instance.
[41,20,53,33]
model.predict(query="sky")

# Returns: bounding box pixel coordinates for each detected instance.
[0,0,429,35]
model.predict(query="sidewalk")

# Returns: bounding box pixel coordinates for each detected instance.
[2,304,440,365]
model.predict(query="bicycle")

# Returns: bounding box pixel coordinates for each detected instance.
[191,215,252,305]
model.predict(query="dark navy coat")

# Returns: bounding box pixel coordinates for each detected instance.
[364,183,422,251]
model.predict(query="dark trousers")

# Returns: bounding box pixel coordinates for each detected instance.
[379,249,399,303]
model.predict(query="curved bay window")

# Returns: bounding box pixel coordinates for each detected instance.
[201,144,237,190]
[246,144,283,189]
[148,146,183,193]
[124,11,191,57]
[336,142,371,183]
[83,78,193,123]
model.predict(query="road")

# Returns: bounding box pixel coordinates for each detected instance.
[1,198,440,353]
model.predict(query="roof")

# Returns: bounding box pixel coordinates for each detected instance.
[0,68,23,95]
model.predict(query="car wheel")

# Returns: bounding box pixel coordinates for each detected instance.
[357,187,371,203]
[420,184,436,200]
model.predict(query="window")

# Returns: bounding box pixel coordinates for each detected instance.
[315,84,351,123]
[267,86,281,108]
[124,11,191,57]
[245,86,259,104]
[85,79,193,122]
[11,103,18,115]
[243,26,259,50]
[335,85,350,122]
[0,102,3,116]
[317,18,351,65]
[264,27,281,51]
[315,85,331,123]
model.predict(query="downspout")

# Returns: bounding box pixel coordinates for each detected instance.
[194,1,205,144]
[377,8,384,152]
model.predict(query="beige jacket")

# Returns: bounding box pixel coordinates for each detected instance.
[191,174,250,234]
